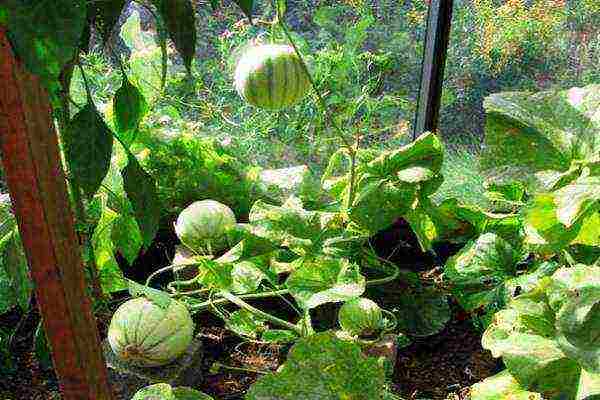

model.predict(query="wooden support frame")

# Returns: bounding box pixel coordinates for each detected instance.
[413,0,454,139]
[0,28,114,400]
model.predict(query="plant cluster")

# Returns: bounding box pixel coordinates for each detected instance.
[0,0,599,399]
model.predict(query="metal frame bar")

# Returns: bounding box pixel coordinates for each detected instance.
[413,0,454,139]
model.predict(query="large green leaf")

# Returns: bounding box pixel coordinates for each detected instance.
[349,178,415,234]
[91,207,127,293]
[553,175,600,227]
[110,214,142,266]
[249,197,344,256]
[523,191,599,255]
[393,288,450,337]
[153,0,197,72]
[226,309,267,339]
[482,265,600,399]
[444,233,520,312]
[252,165,321,207]
[246,332,386,400]
[286,258,365,310]
[481,85,600,191]
[122,154,160,248]
[3,0,86,102]
[470,370,543,400]
[113,77,147,140]
[132,383,213,400]
[346,132,444,235]
[63,103,114,198]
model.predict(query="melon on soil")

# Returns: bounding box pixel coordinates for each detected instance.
[234,44,310,110]
[108,297,194,367]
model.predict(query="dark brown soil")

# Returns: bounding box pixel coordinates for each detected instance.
[394,315,499,400]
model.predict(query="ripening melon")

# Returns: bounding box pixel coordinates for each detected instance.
[234,44,310,110]
[108,297,194,367]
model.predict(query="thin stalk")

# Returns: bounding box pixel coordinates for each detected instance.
[211,362,269,375]
[365,262,399,287]
[346,127,361,211]
[189,289,290,312]
[273,6,359,209]
[219,291,302,334]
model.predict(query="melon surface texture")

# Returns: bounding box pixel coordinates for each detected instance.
[234,44,310,110]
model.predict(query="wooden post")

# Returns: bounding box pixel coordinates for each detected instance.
[413,0,454,139]
[0,28,114,400]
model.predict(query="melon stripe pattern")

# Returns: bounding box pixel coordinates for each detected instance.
[234,44,310,110]
[108,297,194,367]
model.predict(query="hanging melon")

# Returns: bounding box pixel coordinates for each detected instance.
[234,44,310,110]
[108,297,194,367]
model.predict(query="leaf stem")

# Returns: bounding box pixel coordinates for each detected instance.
[219,290,303,334]
[77,62,93,102]
[188,289,291,312]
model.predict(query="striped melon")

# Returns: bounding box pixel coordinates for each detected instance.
[234,44,310,110]
[174,200,236,254]
[107,297,194,367]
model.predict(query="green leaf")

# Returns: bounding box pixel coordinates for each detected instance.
[286,257,365,310]
[90,0,127,44]
[0,265,16,314]
[34,322,53,371]
[553,175,600,227]
[481,85,600,190]
[248,198,344,256]
[153,0,197,72]
[1,230,32,311]
[226,309,267,339]
[128,280,172,309]
[132,383,214,400]
[365,132,444,178]
[482,266,600,399]
[524,193,599,255]
[393,288,450,337]
[276,0,287,19]
[254,165,321,206]
[113,77,147,141]
[246,332,386,400]
[261,329,297,343]
[122,155,160,248]
[110,214,142,265]
[3,0,86,102]
[470,370,543,400]
[172,387,215,400]
[232,0,253,20]
[196,258,234,290]
[91,207,127,293]
[444,232,520,312]
[230,260,269,294]
[349,178,415,234]
[63,103,114,198]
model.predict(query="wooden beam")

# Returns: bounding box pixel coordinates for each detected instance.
[0,28,114,400]
[413,0,454,139]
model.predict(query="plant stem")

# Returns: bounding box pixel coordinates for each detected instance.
[273,7,359,210]
[211,362,269,375]
[219,290,303,334]
[189,289,290,312]
[365,263,399,287]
